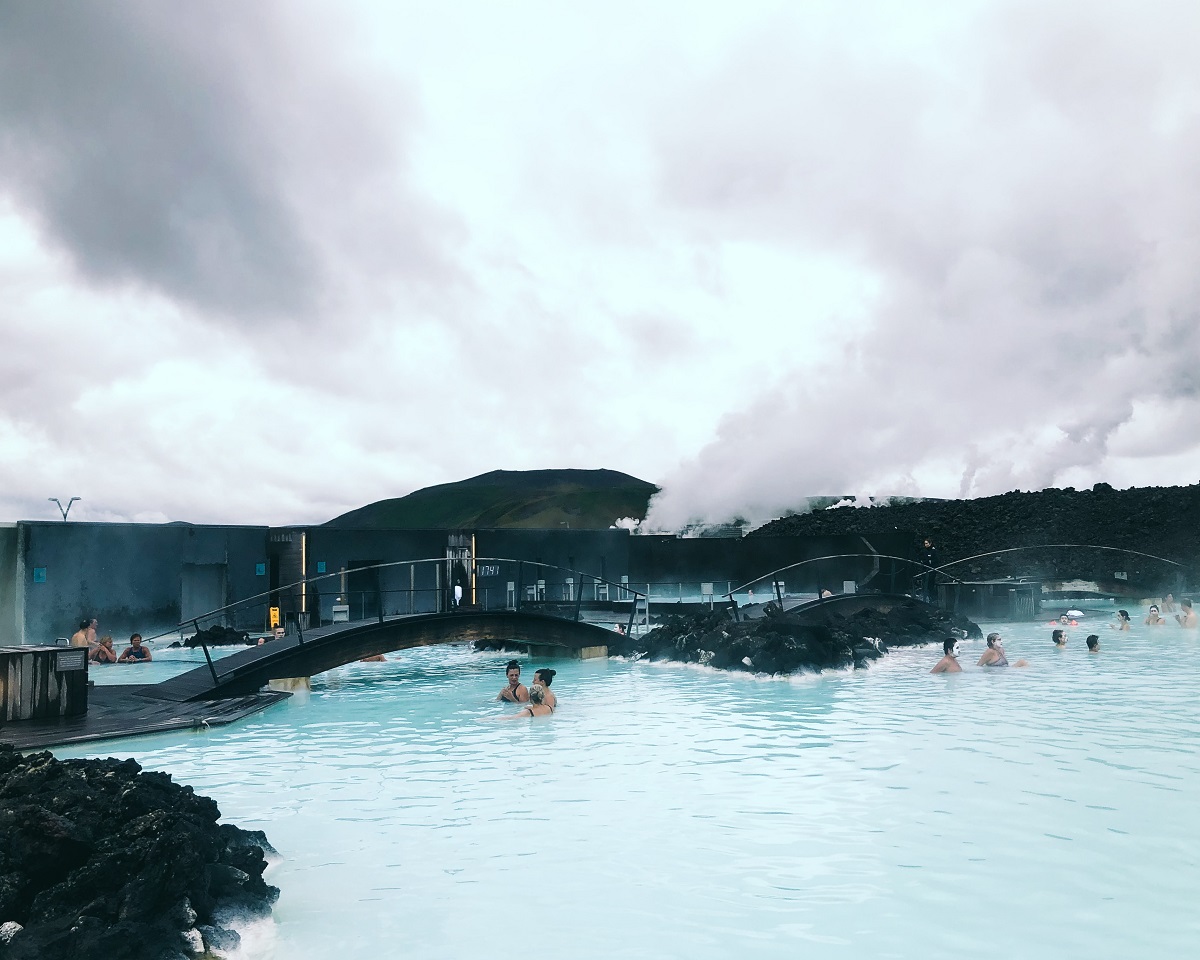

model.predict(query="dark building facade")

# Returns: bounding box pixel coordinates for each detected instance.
[0,521,917,644]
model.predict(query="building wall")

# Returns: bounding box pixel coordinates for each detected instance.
[5,521,922,642]
[0,525,18,646]
[16,521,269,643]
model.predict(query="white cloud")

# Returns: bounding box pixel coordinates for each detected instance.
[2,1,1200,528]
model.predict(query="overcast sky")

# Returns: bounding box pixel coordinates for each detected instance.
[2,0,1199,528]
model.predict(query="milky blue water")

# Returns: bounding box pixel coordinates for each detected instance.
[63,607,1200,959]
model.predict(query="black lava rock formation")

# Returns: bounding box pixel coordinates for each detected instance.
[0,746,278,960]
[606,599,980,674]
[180,625,253,648]
[754,483,1200,588]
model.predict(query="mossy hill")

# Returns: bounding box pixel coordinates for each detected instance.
[326,469,659,530]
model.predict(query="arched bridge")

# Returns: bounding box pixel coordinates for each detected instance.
[149,609,617,701]
[146,558,643,702]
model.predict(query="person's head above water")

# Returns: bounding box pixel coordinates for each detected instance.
[1059,614,1070,624]
[1117,609,1130,621]
[528,683,546,705]
[1149,604,1160,614]
[505,660,521,684]
[1086,635,1100,652]
[942,638,958,656]
[534,668,556,687]
[1182,599,1194,610]
[986,632,1003,648]
[1052,629,1066,645]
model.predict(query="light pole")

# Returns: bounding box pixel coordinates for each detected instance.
[48,497,81,521]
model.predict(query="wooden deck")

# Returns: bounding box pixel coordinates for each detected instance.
[0,683,290,751]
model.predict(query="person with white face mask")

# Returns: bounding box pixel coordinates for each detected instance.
[931,637,963,673]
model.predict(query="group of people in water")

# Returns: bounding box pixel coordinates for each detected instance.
[931,596,1196,673]
[70,618,153,663]
[496,659,558,718]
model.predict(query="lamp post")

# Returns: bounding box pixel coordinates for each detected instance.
[48,497,81,521]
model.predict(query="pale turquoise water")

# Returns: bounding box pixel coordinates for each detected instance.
[61,608,1200,959]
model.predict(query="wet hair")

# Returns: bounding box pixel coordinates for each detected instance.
[528,683,546,705]
[79,619,92,630]
[130,633,142,643]
[1117,610,1130,621]
[534,668,556,686]
[1149,605,1160,614]
[986,632,1002,648]
[1086,635,1099,651]
[504,659,520,673]
[1052,629,1065,644]
[942,638,956,654]
[1183,599,1194,610]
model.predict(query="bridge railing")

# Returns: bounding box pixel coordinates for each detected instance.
[725,553,965,614]
[145,557,653,667]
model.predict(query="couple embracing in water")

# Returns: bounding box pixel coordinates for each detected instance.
[931,633,1030,673]
[497,660,557,718]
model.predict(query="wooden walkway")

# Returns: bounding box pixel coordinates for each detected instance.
[0,684,289,751]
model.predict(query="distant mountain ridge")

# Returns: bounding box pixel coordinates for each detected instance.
[326,469,659,530]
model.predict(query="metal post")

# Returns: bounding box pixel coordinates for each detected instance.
[574,576,586,621]
[516,562,523,612]
[377,583,384,623]
[201,643,219,685]
[774,579,784,606]
[626,601,636,637]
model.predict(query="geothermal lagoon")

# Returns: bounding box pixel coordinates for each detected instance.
[59,606,1200,959]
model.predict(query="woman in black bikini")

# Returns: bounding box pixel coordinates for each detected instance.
[509,683,553,718]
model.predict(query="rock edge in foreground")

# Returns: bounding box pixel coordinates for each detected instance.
[0,745,278,960]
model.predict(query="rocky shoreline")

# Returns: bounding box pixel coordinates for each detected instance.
[605,599,979,673]
[0,746,277,960]
[477,598,978,674]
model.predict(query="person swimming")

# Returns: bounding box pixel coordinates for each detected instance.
[1145,605,1166,626]
[533,668,557,709]
[1086,635,1100,653]
[1112,609,1131,631]
[1162,593,1177,613]
[1052,628,1068,649]
[930,637,962,674]
[1175,598,1198,628]
[978,633,1029,668]
[497,660,529,703]
[501,682,553,719]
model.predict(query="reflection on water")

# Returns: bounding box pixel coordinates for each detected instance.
[57,606,1200,959]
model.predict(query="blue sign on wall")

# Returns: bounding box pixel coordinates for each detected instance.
[316,561,327,574]
[256,562,266,576]
[32,567,47,583]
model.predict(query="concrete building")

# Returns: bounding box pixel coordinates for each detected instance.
[0,520,915,644]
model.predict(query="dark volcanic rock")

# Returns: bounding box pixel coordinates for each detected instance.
[0,746,277,960]
[183,625,252,648]
[752,483,1200,589]
[608,600,979,674]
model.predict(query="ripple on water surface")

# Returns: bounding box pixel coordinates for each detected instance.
[56,613,1200,959]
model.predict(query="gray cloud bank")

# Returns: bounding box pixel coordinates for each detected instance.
[0,1,452,322]
[645,2,1200,529]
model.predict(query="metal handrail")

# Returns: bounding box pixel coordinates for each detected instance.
[724,552,966,600]
[145,556,648,643]
[933,543,1186,573]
